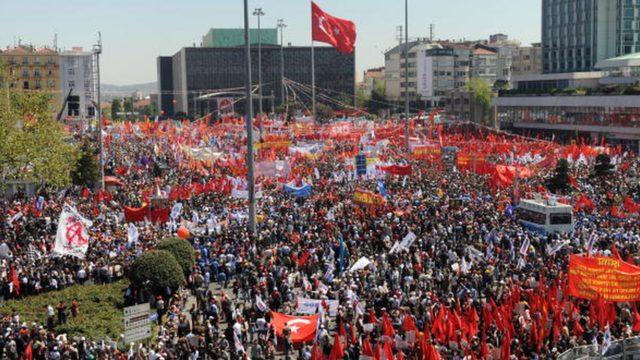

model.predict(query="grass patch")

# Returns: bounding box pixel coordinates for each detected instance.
[0,280,127,341]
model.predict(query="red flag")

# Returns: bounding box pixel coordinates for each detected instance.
[611,244,622,260]
[9,267,19,297]
[311,2,356,54]
[381,312,396,338]
[500,331,511,360]
[328,334,344,360]
[24,341,33,360]
[311,342,325,360]
[401,315,418,333]
[633,305,640,333]
[270,312,319,343]
[362,338,374,357]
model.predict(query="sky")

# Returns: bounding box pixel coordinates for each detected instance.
[0,0,541,85]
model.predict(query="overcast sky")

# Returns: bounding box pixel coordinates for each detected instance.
[0,0,541,85]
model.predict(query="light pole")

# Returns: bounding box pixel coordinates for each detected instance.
[244,0,257,235]
[277,19,287,107]
[404,0,410,151]
[253,8,264,138]
[93,32,104,190]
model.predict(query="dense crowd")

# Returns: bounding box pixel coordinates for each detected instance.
[1,117,640,359]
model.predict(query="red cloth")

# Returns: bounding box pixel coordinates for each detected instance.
[328,334,344,360]
[311,2,356,54]
[378,164,412,176]
[270,312,319,343]
[124,204,170,224]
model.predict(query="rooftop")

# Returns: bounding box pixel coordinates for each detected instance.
[595,52,640,69]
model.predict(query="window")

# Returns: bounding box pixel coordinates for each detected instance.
[550,213,572,225]
[34,57,40,65]
[68,68,75,75]
[22,57,28,65]
[35,80,41,89]
[68,80,75,88]
[22,69,29,77]
[23,81,29,89]
[517,208,546,225]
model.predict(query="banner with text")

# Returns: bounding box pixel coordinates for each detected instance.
[568,254,640,302]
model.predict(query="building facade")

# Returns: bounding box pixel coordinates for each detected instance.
[512,43,543,76]
[359,67,385,96]
[59,47,96,119]
[542,0,640,74]
[158,46,355,116]
[202,28,278,48]
[0,45,60,95]
[470,46,498,86]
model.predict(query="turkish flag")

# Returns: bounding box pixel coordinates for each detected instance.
[270,312,319,343]
[311,2,356,53]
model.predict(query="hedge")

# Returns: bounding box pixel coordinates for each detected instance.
[129,250,185,291]
[156,237,196,274]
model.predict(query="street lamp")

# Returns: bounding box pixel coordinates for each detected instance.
[277,19,287,107]
[404,0,410,151]
[92,32,104,190]
[253,8,265,139]
[244,0,257,234]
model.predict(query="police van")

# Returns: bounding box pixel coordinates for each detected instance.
[517,197,574,234]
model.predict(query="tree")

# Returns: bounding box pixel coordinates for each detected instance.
[366,80,388,115]
[156,237,196,275]
[129,250,185,293]
[111,99,121,120]
[547,158,571,194]
[0,76,79,188]
[315,103,335,123]
[71,138,100,187]
[594,153,614,178]
[465,78,494,124]
[123,97,134,114]
[355,88,369,108]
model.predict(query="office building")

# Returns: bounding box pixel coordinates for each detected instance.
[512,43,543,76]
[202,28,278,48]
[470,45,498,86]
[157,46,354,116]
[59,47,96,119]
[542,0,640,73]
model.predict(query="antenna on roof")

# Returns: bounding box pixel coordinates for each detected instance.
[429,24,434,42]
[53,33,58,52]
[396,25,403,46]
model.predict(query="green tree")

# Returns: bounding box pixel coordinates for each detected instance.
[142,102,157,117]
[355,88,369,108]
[0,79,79,188]
[111,99,122,120]
[547,158,571,194]
[465,78,494,124]
[129,250,185,293]
[366,80,388,115]
[71,138,100,187]
[594,153,614,178]
[156,237,196,275]
[123,97,134,114]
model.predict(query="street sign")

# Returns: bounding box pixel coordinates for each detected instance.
[124,303,151,344]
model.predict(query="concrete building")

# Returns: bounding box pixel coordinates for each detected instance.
[416,47,455,106]
[512,43,543,76]
[496,53,640,151]
[359,67,385,97]
[202,28,278,47]
[384,39,434,102]
[542,0,640,74]
[158,46,354,116]
[0,45,60,94]
[471,45,498,86]
[59,47,96,119]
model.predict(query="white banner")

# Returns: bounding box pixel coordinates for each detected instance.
[296,297,339,317]
[54,206,92,258]
[349,257,371,272]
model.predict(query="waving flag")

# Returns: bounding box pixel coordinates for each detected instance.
[54,205,92,259]
[312,2,356,54]
[270,312,319,343]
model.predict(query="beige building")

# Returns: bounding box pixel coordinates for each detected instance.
[0,45,60,96]
[359,67,385,97]
[512,43,543,77]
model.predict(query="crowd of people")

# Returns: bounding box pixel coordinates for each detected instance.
[1,116,639,359]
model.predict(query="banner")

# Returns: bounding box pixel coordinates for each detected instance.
[569,255,640,302]
[255,141,291,150]
[270,312,319,343]
[353,189,386,206]
[54,206,92,259]
[124,204,170,223]
[283,182,312,198]
[296,298,339,317]
[378,164,412,176]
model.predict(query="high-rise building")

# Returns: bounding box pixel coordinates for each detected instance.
[542,0,640,74]
[157,46,354,116]
[202,28,278,48]
[59,47,96,119]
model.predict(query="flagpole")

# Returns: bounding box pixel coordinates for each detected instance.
[311,40,316,120]
[243,0,257,235]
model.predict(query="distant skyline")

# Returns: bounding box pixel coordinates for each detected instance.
[0,0,541,85]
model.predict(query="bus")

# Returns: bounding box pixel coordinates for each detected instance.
[517,198,574,234]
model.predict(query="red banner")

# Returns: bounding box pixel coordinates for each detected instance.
[569,254,640,302]
[270,312,319,343]
[378,164,412,176]
[124,204,170,224]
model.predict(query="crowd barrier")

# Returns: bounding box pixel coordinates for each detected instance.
[558,337,640,359]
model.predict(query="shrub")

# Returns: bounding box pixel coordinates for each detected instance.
[594,153,614,178]
[156,237,196,274]
[130,250,185,292]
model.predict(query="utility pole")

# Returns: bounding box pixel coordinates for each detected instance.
[429,24,435,42]
[253,8,264,139]
[277,19,287,106]
[404,0,410,151]
[244,0,257,235]
[93,32,104,190]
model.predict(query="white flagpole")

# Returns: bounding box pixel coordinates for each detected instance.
[311,40,316,120]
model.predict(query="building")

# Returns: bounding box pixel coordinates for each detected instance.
[359,67,385,97]
[542,0,640,74]
[383,39,434,102]
[158,45,355,116]
[202,28,278,48]
[496,53,640,151]
[416,47,455,105]
[470,45,498,86]
[444,89,481,122]
[512,43,543,76]
[59,47,96,119]
[0,45,60,95]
